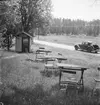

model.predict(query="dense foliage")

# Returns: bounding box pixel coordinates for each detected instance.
[50,18,100,36]
[14,0,52,35]
[0,0,52,50]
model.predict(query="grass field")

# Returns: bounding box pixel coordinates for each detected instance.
[36,34,100,46]
[35,35,100,87]
[1,35,100,104]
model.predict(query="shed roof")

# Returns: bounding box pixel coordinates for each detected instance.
[16,31,33,38]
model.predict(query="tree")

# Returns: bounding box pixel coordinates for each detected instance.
[13,0,52,35]
[0,1,9,50]
[0,0,17,50]
[0,0,52,50]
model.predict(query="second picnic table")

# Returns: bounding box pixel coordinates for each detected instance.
[35,49,52,61]
[40,55,67,63]
[56,63,88,91]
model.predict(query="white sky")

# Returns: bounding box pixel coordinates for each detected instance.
[51,0,100,21]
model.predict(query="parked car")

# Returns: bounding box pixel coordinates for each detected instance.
[74,41,100,53]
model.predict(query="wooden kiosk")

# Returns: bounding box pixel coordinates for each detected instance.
[15,31,33,53]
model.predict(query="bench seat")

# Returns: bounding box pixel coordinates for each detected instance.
[44,64,58,69]
[60,80,79,85]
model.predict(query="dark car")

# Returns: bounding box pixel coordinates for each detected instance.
[74,41,100,53]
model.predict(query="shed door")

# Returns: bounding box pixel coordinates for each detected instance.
[22,37,29,52]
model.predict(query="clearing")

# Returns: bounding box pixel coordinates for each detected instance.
[0,35,100,104]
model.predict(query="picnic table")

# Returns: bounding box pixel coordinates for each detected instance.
[35,49,52,61]
[56,63,88,91]
[42,55,67,71]
[39,47,45,49]
[41,55,67,64]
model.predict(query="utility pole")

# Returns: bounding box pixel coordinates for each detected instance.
[37,28,39,40]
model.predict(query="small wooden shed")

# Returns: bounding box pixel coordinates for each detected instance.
[15,31,33,53]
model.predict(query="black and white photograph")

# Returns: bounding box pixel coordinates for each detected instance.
[0,0,100,105]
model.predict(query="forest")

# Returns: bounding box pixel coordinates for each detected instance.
[49,18,100,36]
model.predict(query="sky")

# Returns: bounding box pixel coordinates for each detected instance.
[51,0,100,21]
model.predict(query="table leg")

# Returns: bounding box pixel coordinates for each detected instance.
[58,59,62,63]
[45,58,48,64]
[59,69,62,89]
[46,52,48,55]
[35,52,37,61]
[78,70,84,91]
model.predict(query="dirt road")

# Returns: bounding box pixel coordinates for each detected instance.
[34,39,74,50]
[34,39,100,57]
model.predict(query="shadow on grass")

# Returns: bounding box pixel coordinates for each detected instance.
[0,84,99,105]
[25,58,35,62]
[77,50,99,54]
[40,70,60,77]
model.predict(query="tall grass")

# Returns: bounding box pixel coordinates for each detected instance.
[0,84,99,105]
[0,48,100,105]
[40,69,60,77]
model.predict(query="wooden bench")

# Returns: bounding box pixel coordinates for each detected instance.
[59,69,79,90]
[56,57,67,63]
[39,47,45,49]
[35,49,52,61]
[57,53,67,63]
[44,63,58,70]
[43,54,67,71]
[56,63,87,92]
[41,55,67,63]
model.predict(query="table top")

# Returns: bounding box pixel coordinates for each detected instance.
[39,47,45,49]
[56,63,88,71]
[36,49,52,53]
[43,55,67,59]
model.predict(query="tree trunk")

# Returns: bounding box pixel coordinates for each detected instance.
[7,36,9,51]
